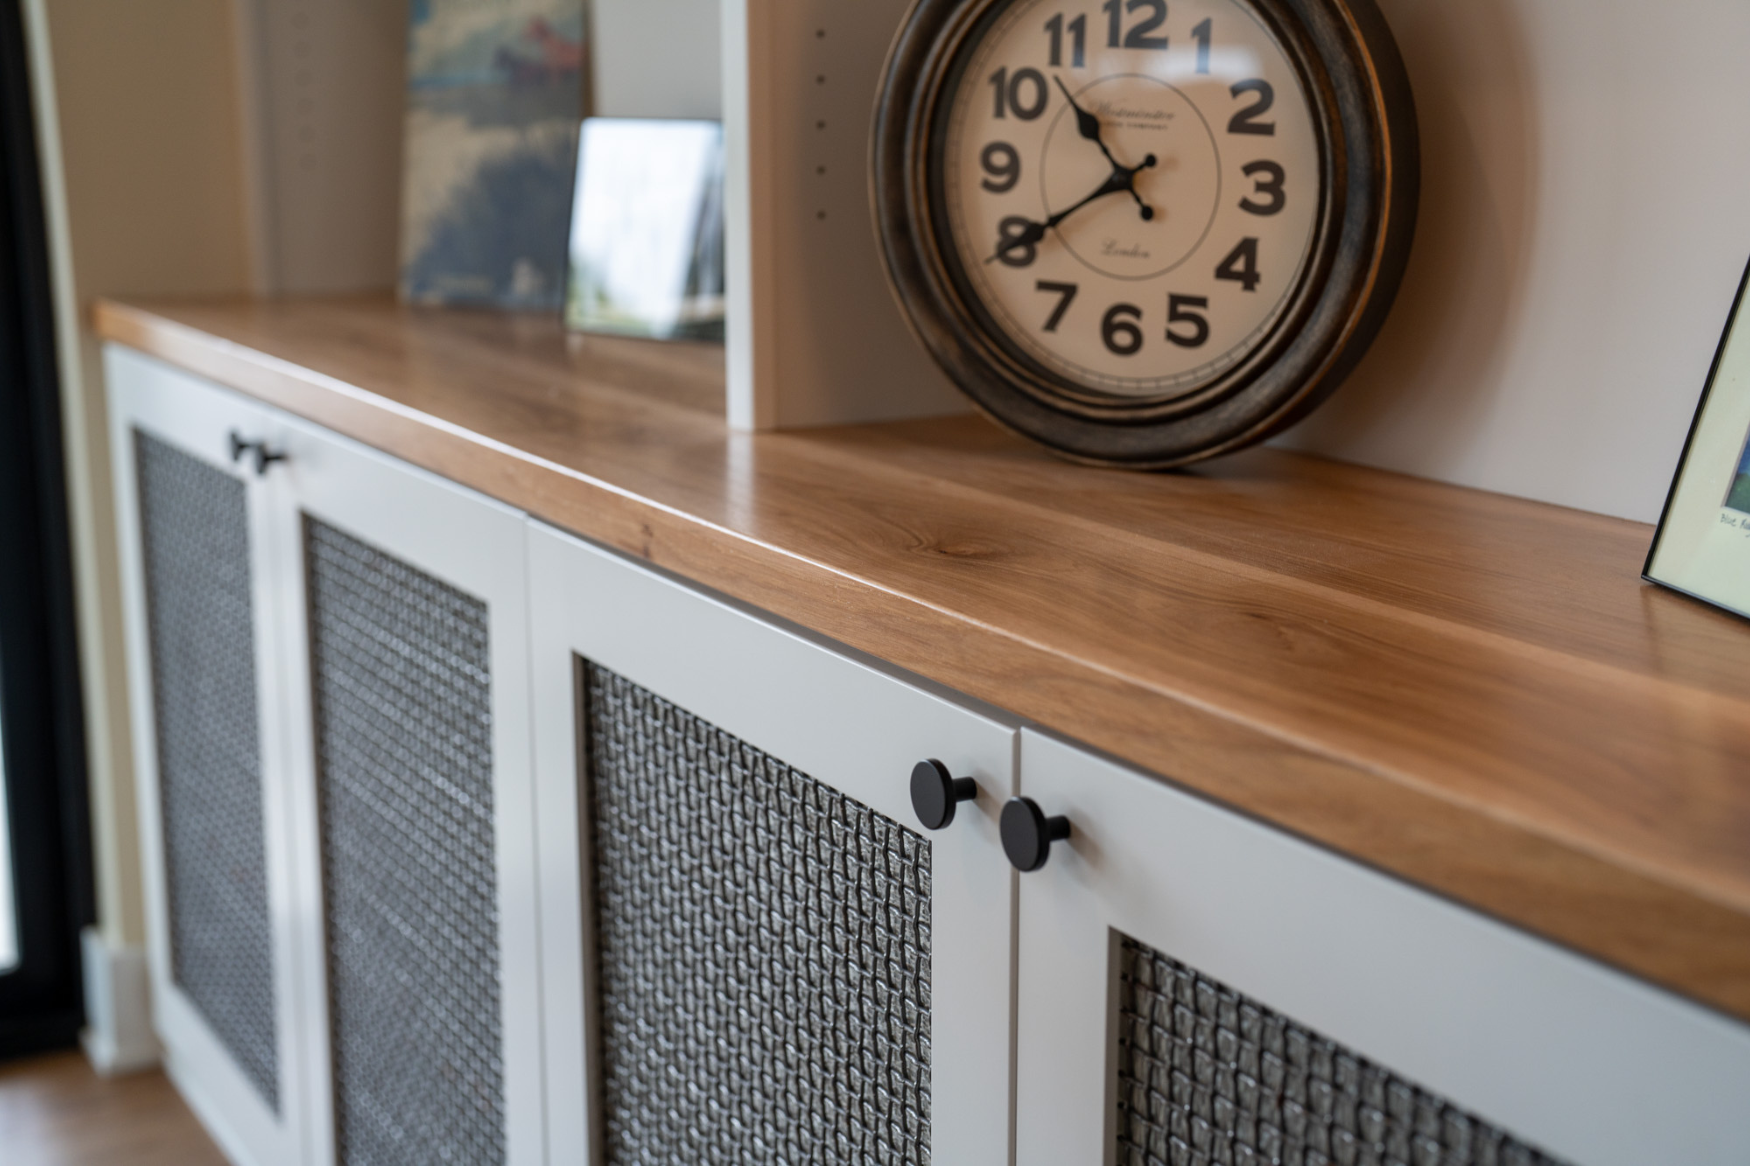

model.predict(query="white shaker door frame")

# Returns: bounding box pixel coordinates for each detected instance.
[528,522,1017,1166]
[1014,728,1750,1166]
[106,348,312,1166]
[268,417,542,1166]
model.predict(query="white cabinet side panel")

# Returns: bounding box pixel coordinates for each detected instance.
[728,0,968,429]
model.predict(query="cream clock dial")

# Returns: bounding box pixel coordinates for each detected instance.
[946,0,1322,398]
[875,0,1418,467]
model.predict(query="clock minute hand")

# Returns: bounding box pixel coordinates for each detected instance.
[985,169,1135,264]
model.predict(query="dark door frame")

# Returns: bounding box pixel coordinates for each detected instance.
[0,0,96,1060]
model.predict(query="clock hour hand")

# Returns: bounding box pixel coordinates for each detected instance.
[1056,75,1121,171]
[1054,75,1155,221]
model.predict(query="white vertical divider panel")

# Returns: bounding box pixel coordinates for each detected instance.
[723,0,968,429]
[235,0,405,295]
[105,349,311,1166]
[528,522,1016,1165]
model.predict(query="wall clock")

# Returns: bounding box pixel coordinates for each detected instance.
[873,0,1418,467]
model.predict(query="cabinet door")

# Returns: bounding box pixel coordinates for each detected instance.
[107,348,311,1166]
[268,418,542,1166]
[1014,729,1750,1166]
[528,523,1017,1166]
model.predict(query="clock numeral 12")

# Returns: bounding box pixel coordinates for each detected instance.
[1103,0,1169,50]
[1216,238,1263,292]
[1044,13,1086,67]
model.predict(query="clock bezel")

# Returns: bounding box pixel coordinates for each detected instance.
[873,0,1419,468]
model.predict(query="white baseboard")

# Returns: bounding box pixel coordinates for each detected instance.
[80,926,160,1075]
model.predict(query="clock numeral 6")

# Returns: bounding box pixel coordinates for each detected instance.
[990,66,1049,120]
[1166,295,1210,348]
[981,142,1021,193]
[1102,303,1145,356]
[1216,238,1263,293]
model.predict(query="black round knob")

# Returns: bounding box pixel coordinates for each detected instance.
[911,759,977,831]
[1001,797,1071,872]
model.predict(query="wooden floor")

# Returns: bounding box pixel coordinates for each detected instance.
[0,1050,227,1166]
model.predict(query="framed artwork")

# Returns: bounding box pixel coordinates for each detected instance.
[564,118,725,342]
[399,0,588,310]
[1645,256,1750,619]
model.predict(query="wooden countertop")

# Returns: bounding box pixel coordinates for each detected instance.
[97,295,1750,1025]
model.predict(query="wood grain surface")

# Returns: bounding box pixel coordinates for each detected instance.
[0,1052,227,1166]
[96,295,1750,1026]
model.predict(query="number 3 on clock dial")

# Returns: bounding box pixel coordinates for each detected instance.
[945,0,1323,398]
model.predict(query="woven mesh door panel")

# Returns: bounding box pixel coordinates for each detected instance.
[584,663,932,1165]
[306,519,504,1166]
[1115,936,1568,1166]
[134,431,279,1110]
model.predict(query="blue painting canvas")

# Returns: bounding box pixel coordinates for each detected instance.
[399,0,587,310]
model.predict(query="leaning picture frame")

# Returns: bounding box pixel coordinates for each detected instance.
[1645,255,1750,620]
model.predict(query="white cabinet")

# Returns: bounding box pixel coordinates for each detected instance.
[527,523,1017,1166]
[110,341,1750,1166]
[108,348,544,1166]
[111,350,312,1166]
[1010,729,1750,1166]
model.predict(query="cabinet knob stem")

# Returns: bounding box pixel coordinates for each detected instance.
[228,430,286,477]
[911,759,977,831]
[1001,796,1071,872]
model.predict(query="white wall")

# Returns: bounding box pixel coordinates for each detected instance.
[1277,0,1750,523]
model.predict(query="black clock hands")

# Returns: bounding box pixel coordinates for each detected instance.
[1055,76,1155,221]
[987,155,1157,264]
[988,79,1159,264]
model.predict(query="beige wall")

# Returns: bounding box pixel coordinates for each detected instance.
[26,0,257,951]
[1279,0,1750,523]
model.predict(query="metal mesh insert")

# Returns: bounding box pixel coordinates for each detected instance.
[584,663,932,1165]
[306,518,504,1166]
[134,430,279,1111]
[1115,936,1567,1166]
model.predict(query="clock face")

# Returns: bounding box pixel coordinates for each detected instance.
[939,0,1324,402]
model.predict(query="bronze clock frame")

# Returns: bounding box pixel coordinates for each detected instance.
[872,0,1419,468]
